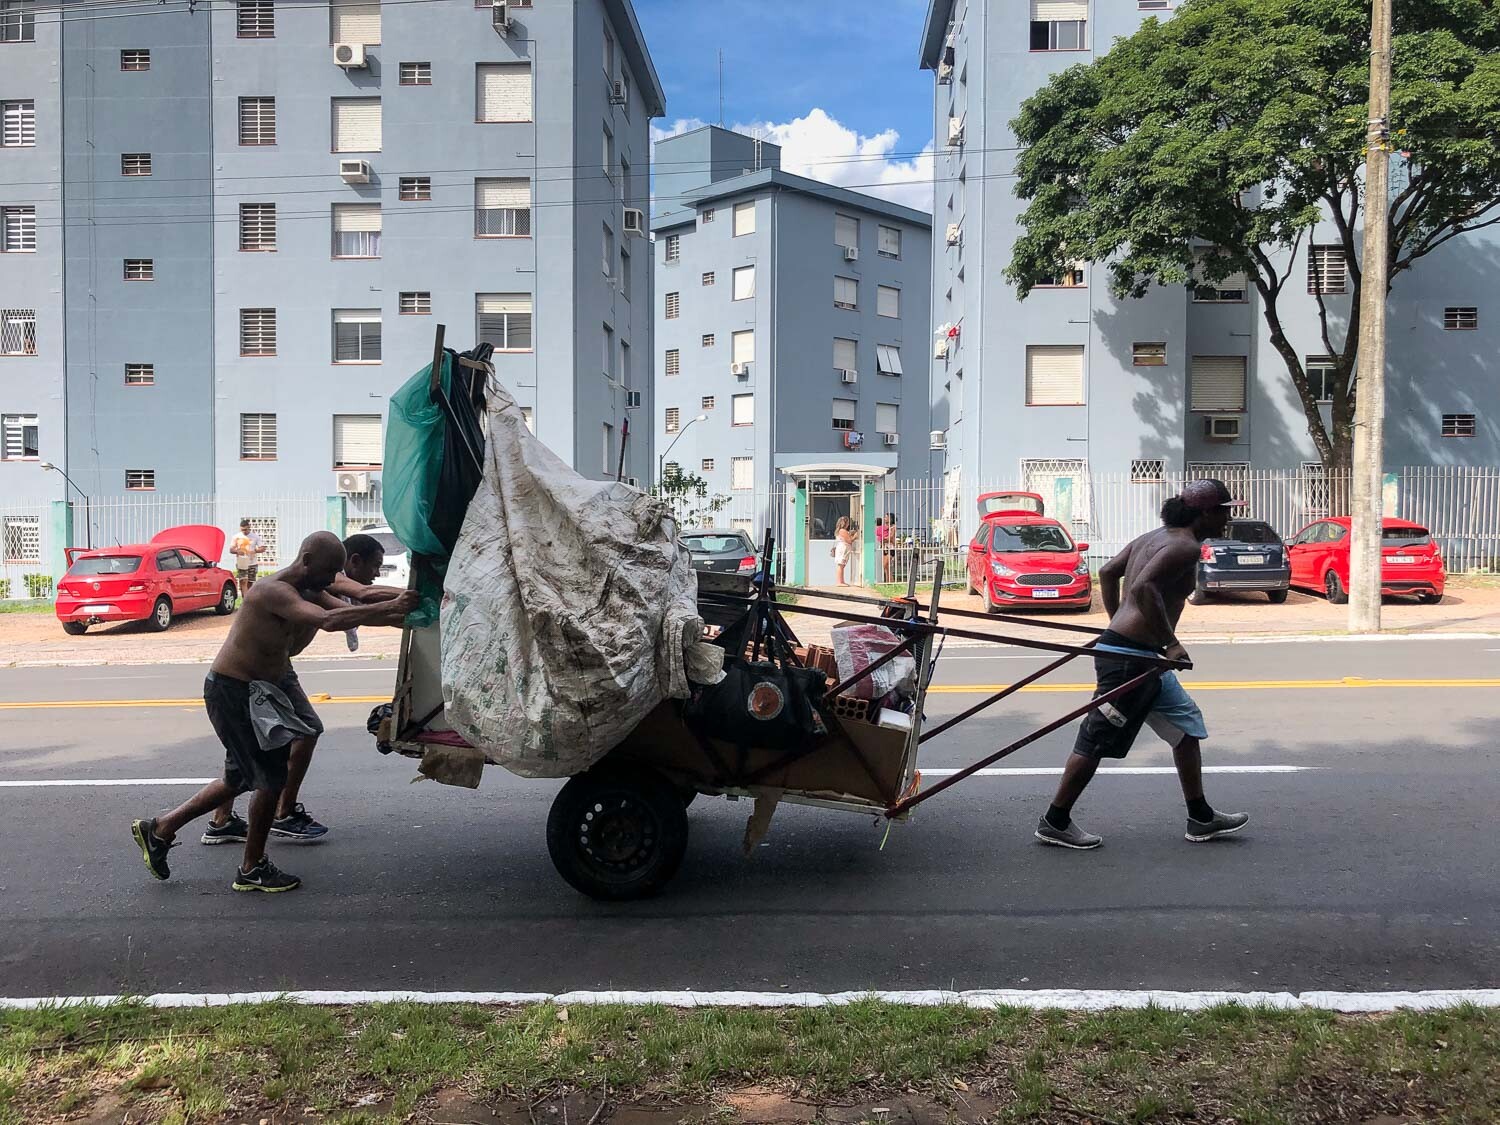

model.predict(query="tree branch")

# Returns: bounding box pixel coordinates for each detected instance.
[1393,204,1500,274]
[1252,247,1335,466]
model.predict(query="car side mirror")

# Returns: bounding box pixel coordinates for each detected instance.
[1075,541,1090,553]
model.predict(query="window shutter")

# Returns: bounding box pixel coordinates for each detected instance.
[732,201,755,236]
[1,207,36,252]
[835,276,858,307]
[733,266,755,301]
[1190,356,1247,411]
[876,344,904,375]
[731,457,753,490]
[475,178,529,208]
[330,0,380,43]
[878,225,902,257]
[332,203,381,232]
[477,64,532,122]
[834,213,859,248]
[2,101,35,147]
[878,285,900,318]
[732,330,754,365]
[1025,345,1085,405]
[476,293,533,350]
[834,338,857,371]
[1032,0,1088,19]
[732,394,754,426]
[832,398,856,425]
[333,414,383,467]
[332,98,381,152]
[876,403,899,434]
[240,413,277,459]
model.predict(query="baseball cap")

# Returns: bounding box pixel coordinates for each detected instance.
[1180,478,1248,511]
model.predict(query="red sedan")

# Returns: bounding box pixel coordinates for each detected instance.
[965,492,1092,613]
[1285,516,1445,605]
[55,525,239,635]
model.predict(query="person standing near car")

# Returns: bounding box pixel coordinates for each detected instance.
[1035,479,1252,851]
[230,518,268,596]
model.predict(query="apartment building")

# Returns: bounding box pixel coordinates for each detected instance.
[0,0,662,541]
[919,0,1499,514]
[652,126,931,583]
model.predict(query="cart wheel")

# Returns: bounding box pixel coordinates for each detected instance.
[677,786,698,809]
[546,764,689,901]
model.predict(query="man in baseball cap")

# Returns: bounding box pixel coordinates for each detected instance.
[1035,479,1250,851]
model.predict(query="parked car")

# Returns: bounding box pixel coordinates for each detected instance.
[1286,516,1445,604]
[55,525,237,635]
[965,492,1092,613]
[681,529,758,576]
[1192,519,1292,604]
[363,525,411,589]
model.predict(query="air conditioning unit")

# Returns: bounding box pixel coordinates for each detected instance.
[492,0,511,33]
[843,245,859,262]
[929,430,947,451]
[622,207,646,236]
[336,470,371,495]
[945,223,961,246]
[339,159,372,184]
[937,61,954,84]
[838,368,858,384]
[934,338,950,359]
[882,432,899,447]
[333,43,368,69]
[731,362,750,377]
[609,81,627,107]
[947,116,965,146]
[1205,415,1242,440]
[625,390,642,409]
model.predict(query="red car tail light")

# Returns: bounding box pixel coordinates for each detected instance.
[737,556,757,573]
[1200,543,1215,562]
[127,583,148,592]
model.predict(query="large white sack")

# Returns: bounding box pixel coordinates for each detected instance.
[440,382,701,777]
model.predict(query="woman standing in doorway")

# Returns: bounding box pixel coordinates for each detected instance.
[834,516,857,586]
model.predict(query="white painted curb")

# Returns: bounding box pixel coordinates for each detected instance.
[3,988,1496,1013]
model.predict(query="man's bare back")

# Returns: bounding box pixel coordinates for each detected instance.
[1098,526,1205,656]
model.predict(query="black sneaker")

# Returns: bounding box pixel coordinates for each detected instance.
[1034,815,1103,850]
[1185,810,1250,842]
[270,803,329,843]
[201,812,248,846]
[231,857,301,893]
[131,817,176,880]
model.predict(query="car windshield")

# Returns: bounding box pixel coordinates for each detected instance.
[369,531,406,557]
[1227,521,1280,544]
[1383,526,1431,547]
[988,524,1072,552]
[69,555,142,576]
[682,534,752,555]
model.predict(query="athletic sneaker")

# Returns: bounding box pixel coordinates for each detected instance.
[201,812,248,846]
[270,803,328,843]
[1034,815,1103,850]
[1185,810,1250,842]
[131,817,176,880]
[231,857,301,893]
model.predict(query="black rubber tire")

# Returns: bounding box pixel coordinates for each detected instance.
[1324,570,1348,605]
[546,764,689,901]
[147,596,174,632]
[1267,589,1289,604]
[1188,588,1208,605]
[677,786,698,809]
[1418,592,1443,606]
[214,581,238,616]
[964,572,976,595]
[62,620,87,636]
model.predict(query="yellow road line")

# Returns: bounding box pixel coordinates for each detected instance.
[0,694,389,711]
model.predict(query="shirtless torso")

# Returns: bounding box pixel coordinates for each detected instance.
[1097,526,1203,656]
[211,575,333,681]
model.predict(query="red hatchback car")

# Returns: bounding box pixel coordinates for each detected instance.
[56,525,239,635]
[1285,516,1445,605]
[965,492,1092,612]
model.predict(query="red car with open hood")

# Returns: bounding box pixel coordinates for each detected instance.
[965,492,1092,613]
[55,525,238,635]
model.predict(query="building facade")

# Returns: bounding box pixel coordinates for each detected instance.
[918,0,1500,518]
[652,126,932,583]
[1,0,662,551]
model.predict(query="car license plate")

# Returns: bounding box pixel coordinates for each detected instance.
[1031,588,1060,599]
[80,604,111,614]
[1389,555,1415,564]
[1237,554,1265,565]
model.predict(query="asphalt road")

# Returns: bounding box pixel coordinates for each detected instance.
[1,637,1497,999]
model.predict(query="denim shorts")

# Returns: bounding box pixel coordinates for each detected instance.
[1072,642,1207,760]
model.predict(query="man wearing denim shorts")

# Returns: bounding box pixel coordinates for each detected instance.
[1035,479,1251,850]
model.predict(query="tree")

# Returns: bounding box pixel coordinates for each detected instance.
[652,471,731,529]
[1006,0,1500,469]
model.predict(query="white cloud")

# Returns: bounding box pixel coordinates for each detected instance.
[651,117,709,145]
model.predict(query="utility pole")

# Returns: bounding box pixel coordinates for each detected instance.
[1349,0,1392,634]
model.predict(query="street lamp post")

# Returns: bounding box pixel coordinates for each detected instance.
[656,413,709,485]
[40,462,91,549]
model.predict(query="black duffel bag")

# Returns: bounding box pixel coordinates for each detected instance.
[685,610,827,751]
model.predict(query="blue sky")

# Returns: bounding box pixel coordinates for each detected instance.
[633,0,936,211]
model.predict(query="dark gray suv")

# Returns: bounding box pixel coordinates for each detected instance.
[1192,519,1292,604]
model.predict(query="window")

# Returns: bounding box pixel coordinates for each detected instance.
[332,97,381,152]
[876,403,899,437]
[664,348,680,376]
[832,398,856,431]
[1190,355,1248,412]
[665,292,680,319]
[476,293,533,351]
[239,308,276,356]
[1133,342,1166,367]
[701,458,715,472]
[620,339,631,387]
[125,363,154,386]
[877,285,900,318]
[602,126,614,179]
[732,394,753,426]
[1444,306,1478,331]
[602,423,614,474]
[733,201,756,237]
[120,49,151,71]
[602,223,614,276]
[1305,356,1336,403]
[333,309,381,363]
[1192,254,1247,302]
[1442,413,1476,438]
[834,337,857,375]
[1030,1,1087,50]
[1308,246,1347,294]
[520,406,535,434]
[834,276,859,310]
[2,516,40,563]
[664,234,681,263]
[663,461,680,480]
[472,178,531,238]
[702,333,715,348]
[835,213,860,249]
[239,203,275,251]
[876,344,903,376]
[476,63,532,122]
[236,0,273,37]
[1039,263,1086,287]
[702,271,715,286]
[333,414,382,468]
[1,309,36,355]
[1,413,38,459]
[238,97,275,146]
[240,413,277,460]
[1,0,36,43]
[1,206,35,253]
[1131,458,1167,483]
[399,291,431,315]
[125,469,155,491]
[621,246,632,301]
[1,101,35,148]
[399,61,433,86]
[733,266,755,301]
[665,407,680,434]
[329,0,380,44]
[121,152,152,176]
[1139,0,1171,8]
[123,258,154,281]
[731,457,753,490]
[1025,344,1086,406]
[400,176,432,202]
[701,396,715,411]
[701,208,716,224]
[332,203,381,258]
[602,323,614,379]
[732,330,754,367]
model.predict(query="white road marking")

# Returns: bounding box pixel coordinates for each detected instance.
[1,988,1494,1013]
[0,778,213,788]
[918,765,1317,777]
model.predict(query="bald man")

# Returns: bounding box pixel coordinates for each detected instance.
[130,532,416,893]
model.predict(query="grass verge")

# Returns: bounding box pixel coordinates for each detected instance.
[0,600,52,615]
[3,1000,1497,1123]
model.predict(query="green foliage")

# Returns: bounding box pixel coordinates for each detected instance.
[1007,0,1500,466]
[652,470,732,530]
[0,579,9,600]
[23,574,53,600]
